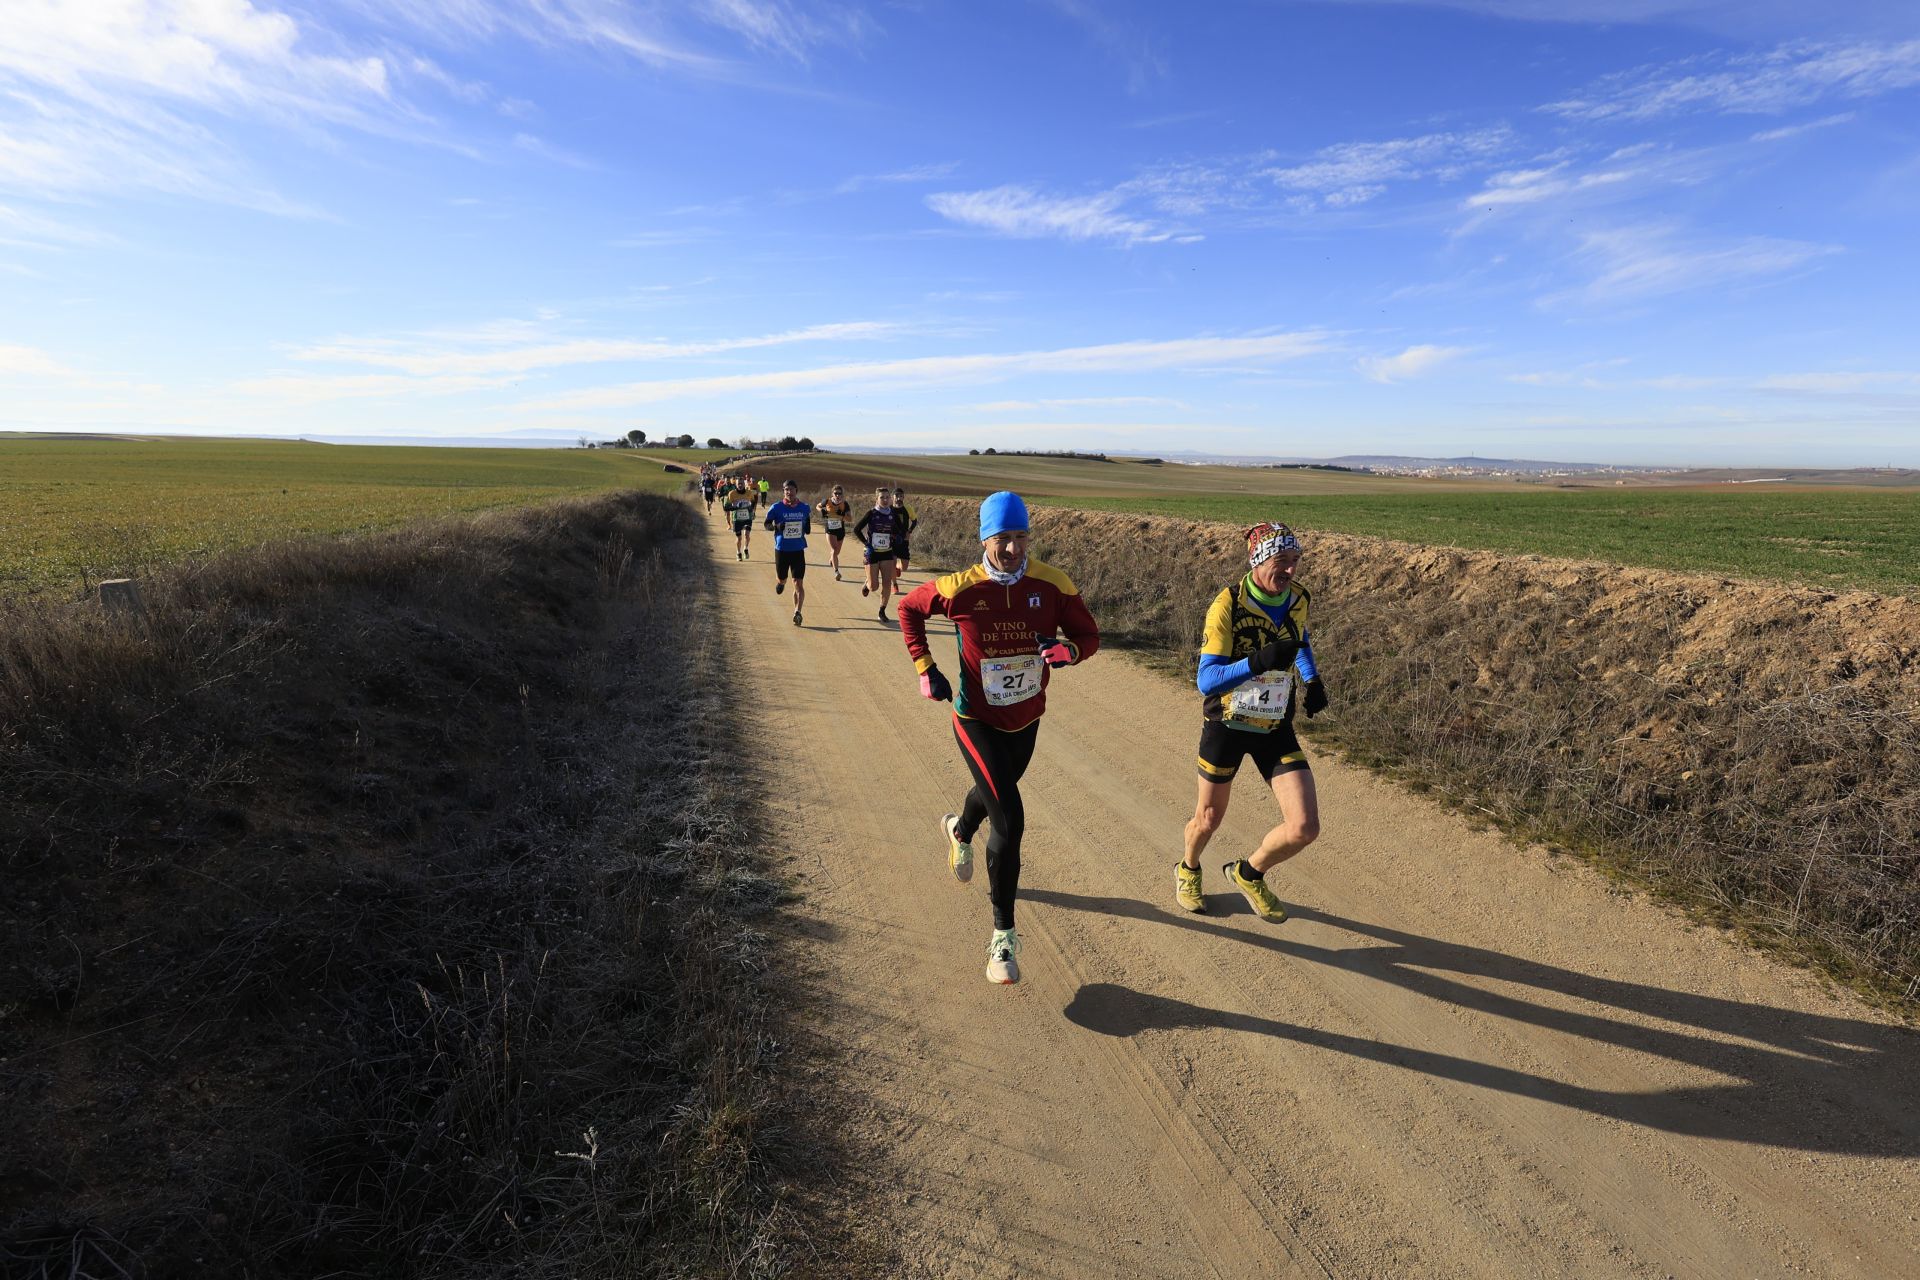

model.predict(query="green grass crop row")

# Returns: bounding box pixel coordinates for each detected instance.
[0,437,720,597]
[1032,489,1920,596]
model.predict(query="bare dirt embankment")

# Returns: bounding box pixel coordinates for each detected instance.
[708,511,1920,1279]
[905,497,1920,1008]
[1,494,858,1277]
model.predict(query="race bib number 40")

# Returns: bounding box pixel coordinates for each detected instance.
[782,520,804,539]
[1229,670,1295,723]
[981,653,1043,707]
[871,532,892,551]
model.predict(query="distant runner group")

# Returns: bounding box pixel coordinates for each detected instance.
[697,460,1328,986]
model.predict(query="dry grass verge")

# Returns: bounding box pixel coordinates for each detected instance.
[1,493,861,1276]
[906,497,1920,1013]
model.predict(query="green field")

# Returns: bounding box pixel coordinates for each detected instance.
[761,452,1920,595]
[763,451,1513,498]
[1031,489,1920,595]
[9,437,1917,599]
[0,436,718,597]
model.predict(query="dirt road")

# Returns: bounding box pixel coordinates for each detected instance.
[711,519,1920,1279]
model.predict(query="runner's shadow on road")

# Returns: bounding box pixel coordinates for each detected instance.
[1030,888,1920,1157]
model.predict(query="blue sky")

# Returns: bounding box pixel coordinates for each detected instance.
[3,1,1918,466]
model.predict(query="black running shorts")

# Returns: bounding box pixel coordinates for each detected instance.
[1196,720,1309,783]
[864,546,895,564]
[775,549,806,581]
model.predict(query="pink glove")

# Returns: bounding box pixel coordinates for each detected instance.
[1038,639,1076,669]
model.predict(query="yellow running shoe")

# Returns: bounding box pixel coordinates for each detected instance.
[941,813,974,884]
[1175,861,1205,913]
[1224,860,1287,923]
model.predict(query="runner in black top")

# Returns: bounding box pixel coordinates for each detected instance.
[853,485,904,623]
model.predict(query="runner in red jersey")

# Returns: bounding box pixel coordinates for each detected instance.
[897,490,1100,984]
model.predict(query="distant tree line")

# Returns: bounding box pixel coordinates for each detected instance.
[733,435,817,453]
[573,431,819,455]
[966,448,1110,461]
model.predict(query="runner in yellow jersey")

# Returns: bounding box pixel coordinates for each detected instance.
[817,485,854,580]
[1178,521,1328,921]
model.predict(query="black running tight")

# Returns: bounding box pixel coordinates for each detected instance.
[952,716,1040,930]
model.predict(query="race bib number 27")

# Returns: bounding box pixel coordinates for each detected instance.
[981,653,1043,707]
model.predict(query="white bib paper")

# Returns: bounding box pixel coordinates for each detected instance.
[782,520,803,539]
[981,653,1043,707]
[871,532,892,551]
[1229,669,1295,723]
[826,519,844,531]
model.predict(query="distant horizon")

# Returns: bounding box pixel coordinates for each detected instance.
[12,427,1917,476]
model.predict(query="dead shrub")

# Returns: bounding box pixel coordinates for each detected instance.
[0,492,856,1276]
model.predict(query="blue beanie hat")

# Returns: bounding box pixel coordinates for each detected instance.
[979,490,1030,541]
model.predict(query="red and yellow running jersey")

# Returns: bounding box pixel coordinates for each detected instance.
[898,561,1101,732]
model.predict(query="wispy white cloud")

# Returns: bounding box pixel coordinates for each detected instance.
[0,341,75,378]
[1042,0,1167,93]
[698,0,872,62]
[609,227,724,248]
[0,200,118,250]
[1559,224,1839,303]
[1546,40,1920,122]
[524,331,1334,410]
[226,372,520,403]
[1265,128,1514,208]
[1462,160,1638,212]
[1759,370,1920,393]
[355,0,719,70]
[1750,111,1856,142]
[836,161,959,194]
[927,184,1174,244]
[0,1,416,213]
[1356,344,1469,383]
[512,131,598,169]
[291,319,899,376]
[970,395,1189,412]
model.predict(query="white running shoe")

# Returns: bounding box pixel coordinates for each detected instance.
[985,929,1021,985]
[941,814,974,884]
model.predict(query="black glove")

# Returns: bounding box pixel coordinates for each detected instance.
[1303,678,1328,718]
[919,667,953,702]
[1246,639,1301,676]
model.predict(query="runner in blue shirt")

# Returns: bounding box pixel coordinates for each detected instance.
[762,479,812,626]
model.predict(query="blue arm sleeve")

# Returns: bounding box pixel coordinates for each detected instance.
[1197,652,1252,697]
[1294,632,1318,683]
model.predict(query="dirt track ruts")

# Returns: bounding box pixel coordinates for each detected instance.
[708,513,1920,1279]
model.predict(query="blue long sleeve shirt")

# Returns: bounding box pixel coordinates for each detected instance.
[1195,586,1318,698]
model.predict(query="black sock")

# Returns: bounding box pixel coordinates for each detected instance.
[1239,859,1265,881]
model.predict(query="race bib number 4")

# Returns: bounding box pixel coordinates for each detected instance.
[782,520,804,538]
[981,653,1043,707]
[871,532,892,551]
[1229,670,1295,723]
